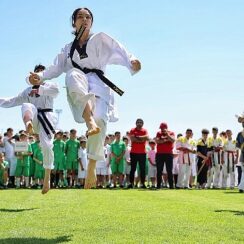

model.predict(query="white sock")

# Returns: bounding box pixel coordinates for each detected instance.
[25,177,29,187]
[16,178,20,187]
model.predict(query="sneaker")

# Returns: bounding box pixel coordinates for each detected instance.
[109,184,116,189]
[239,189,244,193]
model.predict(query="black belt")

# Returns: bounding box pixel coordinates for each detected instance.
[37,108,55,139]
[69,26,124,96]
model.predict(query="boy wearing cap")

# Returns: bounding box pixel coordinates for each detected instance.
[155,122,175,189]
[78,137,87,188]
[148,140,157,188]
[123,136,131,187]
[96,137,110,188]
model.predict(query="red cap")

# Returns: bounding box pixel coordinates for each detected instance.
[159,122,168,129]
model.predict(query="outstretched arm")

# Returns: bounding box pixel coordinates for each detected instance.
[27,45,68,85]
[99,32,141,74]
[0,90,28,108]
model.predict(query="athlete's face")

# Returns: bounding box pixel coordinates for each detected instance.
[212,130,218,137]
[186,131,192,138]
[226,130,232,138]
[202,133,208,140]
[74,9,92,31]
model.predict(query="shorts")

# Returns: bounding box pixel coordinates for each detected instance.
[111,160,124,174]
[96,167,107,176]
[66,160,78,171]
[124,162,131,175]
[15,164,30,177]
[149,164,157,178]
[54,159,66,171]
[34,164,44,179]
[78,170,86,179]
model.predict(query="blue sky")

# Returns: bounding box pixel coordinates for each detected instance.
[0,0,243,138]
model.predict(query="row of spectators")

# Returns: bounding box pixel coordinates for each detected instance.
[0,118,244,191]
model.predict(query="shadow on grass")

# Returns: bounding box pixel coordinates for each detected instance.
[0,208,38,213]
[0,235,71,244]
[223,192,241,194]
[215,210,244,216]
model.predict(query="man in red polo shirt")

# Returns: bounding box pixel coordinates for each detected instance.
[156,122,175,189]
[128,118,149,188]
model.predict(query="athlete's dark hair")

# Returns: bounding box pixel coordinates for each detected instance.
[34,64,46,73]
[71,7,93,27]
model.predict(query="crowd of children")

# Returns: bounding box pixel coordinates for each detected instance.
[0,123,243,191]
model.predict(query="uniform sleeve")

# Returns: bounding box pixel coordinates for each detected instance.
[0,89,28,108]
[99,32,138,75]
[78,149,82,159]
[26,45,69,84]
[38,82,59,98]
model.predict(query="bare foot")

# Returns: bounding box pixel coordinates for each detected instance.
[42,169,51,194]
[87,127,101,136]
[41,184,50,194]
[84,177,96,189]
[26,121,34,135]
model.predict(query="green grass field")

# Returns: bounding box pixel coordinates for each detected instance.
[0,188,243,244]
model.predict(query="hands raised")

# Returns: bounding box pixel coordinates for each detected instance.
[29,72,41,85]
[131,60,141,72]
